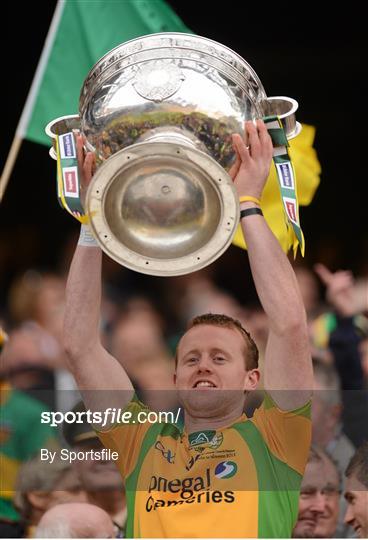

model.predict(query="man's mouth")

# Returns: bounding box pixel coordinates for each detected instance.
[300,517,317,528]
[193,380,217,388]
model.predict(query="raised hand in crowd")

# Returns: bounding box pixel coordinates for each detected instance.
[314,263,368,317]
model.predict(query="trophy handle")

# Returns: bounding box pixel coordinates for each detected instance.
[45,115,81,160]
[263,96,302,140]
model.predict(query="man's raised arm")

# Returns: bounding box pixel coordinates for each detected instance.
[63,136,134,415]
[232,121,312,410]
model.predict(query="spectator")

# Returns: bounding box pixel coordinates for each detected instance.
[6,270,80,414]
[0,322,79,413]
[292,446,341,538]
[62,401,126,536]
[312,359,355,472]
[35,502,115,538]
[110,302,177,412]
[13,457,86,537]
[8,271,66,345]
[0,379,58,528]
[314,264,368,447]
[312,359,356,537]
[295,265,321,319]
[344,442,368,539]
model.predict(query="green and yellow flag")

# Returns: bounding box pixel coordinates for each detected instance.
[0,0,190,199]
[21,0,191,146]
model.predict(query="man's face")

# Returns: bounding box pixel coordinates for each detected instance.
[293,458,340,538]
[344,474,368,538]
[311,384,340,447]
[47,467,87,508]
[174,325,259,417]
[74,439,123,492]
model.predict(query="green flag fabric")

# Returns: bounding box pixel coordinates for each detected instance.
[24,0,190,146]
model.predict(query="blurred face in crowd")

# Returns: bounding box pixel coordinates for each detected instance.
[344,474,368,538]
[311,385,340,447]
[111,310,166,368]
[174,324,259,418]
[293,456,340,538]
[74,439,123,491]
[0,325,61,375]
[33,275,66,340]
[294,266,320,315]
[47,467,87,508]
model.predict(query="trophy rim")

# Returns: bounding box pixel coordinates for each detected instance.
[79,32,267,116]
[83,31,262,83]
[86,141,239,277]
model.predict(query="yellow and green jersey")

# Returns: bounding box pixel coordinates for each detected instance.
[0,382,57,521]
[98,393,311,538]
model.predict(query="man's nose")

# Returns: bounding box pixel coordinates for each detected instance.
[344,504,354,525]
[310,492,327,514]
[197,355,212,371]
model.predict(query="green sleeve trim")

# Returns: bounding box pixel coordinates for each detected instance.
[234,421,302,537]
[263,391,311,419]
[124,422,163,538]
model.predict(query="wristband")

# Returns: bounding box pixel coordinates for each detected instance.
[78,224,99,247]
[240,207,263,219]
[239,195,261,205]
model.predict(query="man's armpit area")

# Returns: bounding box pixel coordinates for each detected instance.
[266,389,313,412]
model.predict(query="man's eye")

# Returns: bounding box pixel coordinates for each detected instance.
[323,487,340,497]
[214,356,226,362]
[187,357,198,364]
[300,490,314,498]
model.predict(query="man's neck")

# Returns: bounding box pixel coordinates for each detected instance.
[184,405,245,434]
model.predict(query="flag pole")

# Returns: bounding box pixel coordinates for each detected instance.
[0,0,65,202]
[0,136,23,201]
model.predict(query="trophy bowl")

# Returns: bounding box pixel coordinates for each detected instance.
[46,33,300,276]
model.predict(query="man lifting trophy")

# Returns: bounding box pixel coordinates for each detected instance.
[51,33,313,538]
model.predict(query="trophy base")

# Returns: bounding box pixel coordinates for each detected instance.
[86,141,239,276]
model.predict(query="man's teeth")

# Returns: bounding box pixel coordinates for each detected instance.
[195,381,215,387]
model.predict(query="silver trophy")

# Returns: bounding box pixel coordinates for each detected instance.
[46,33,300,276]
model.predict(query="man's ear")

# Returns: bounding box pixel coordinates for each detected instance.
[173,372,177,385]
[27,491,49,511]
[244,369,260,391]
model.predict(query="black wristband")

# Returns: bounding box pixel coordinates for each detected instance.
[240,207,263,219]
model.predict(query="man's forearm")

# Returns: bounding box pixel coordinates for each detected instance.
[232,122,312,403]
[64,244,103,357]
[241,210,306,334]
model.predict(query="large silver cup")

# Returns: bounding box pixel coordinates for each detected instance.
[46,33,300,276]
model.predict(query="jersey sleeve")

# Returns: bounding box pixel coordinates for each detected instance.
[251,392,311,475]
[96,397,153,478]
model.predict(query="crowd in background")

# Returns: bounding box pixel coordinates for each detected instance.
[1,226,368,538]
